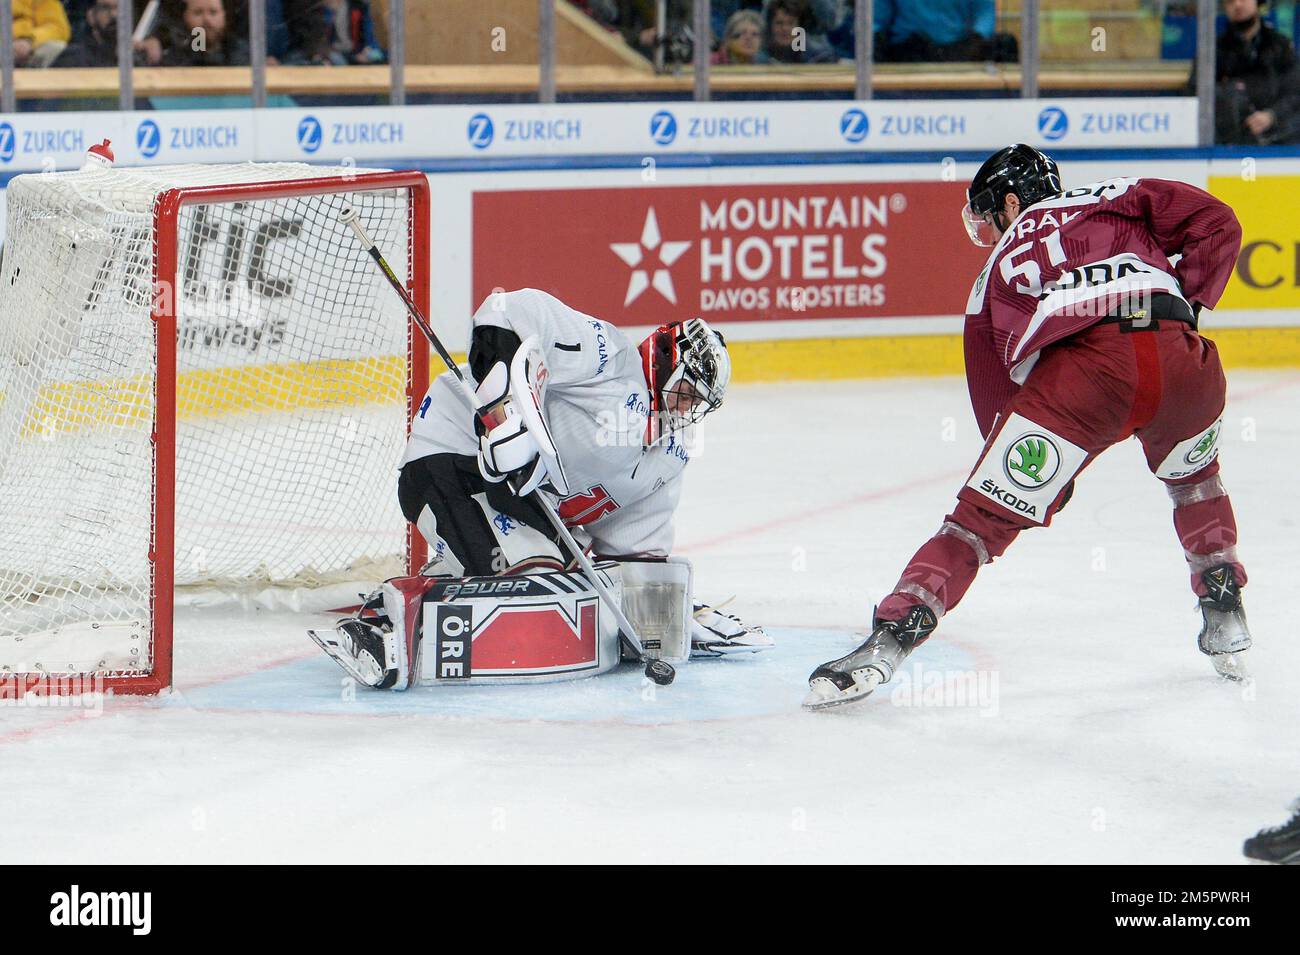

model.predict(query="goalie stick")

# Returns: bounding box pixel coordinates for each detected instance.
[337,204,675,686]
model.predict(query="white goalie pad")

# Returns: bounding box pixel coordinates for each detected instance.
[612,557,694,664]
[510,335,571,495]
[416,568,622,685]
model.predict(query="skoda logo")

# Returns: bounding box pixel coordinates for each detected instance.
[1184,425,1220,465]
[297,116,323,153]
[467,113,494,150]
[649,110,677,146]
[136,120,161,158]
[840,108,870,143]
[0,122,15,163]
[1003,432,1062,490]
[1037,106,1068,142]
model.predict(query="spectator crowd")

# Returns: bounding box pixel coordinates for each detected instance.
[578,0,1300,144]
[12,0,386,70]
[11,0,1300,147]
[1211,0,1300,144]
[573,0,1017,66]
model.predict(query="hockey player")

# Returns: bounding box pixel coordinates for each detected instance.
[313,288,771,689]
[805,144,1251,709]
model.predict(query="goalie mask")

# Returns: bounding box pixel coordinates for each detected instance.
[638,318,731,444]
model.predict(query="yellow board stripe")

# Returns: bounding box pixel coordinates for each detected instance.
[8,327,1298,439]
[722,327,1300,383]
[726,335,965,382]
[1205,327,1300,370]
[174,354,406,418]
[13,354,407,438]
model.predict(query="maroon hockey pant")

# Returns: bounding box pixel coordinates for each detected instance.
[877,322,1246,623]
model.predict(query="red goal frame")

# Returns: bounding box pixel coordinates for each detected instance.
[114,170,431,696]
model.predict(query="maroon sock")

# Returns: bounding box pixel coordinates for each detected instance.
[1173,494,1246,595]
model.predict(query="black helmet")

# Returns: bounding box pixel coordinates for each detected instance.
[962,144,1062,246]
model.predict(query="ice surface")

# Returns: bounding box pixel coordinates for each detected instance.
[2,371,1297,864]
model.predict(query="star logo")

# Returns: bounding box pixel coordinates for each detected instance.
[609,207,691,306]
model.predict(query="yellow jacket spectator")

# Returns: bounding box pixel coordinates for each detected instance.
[14,0,72,68]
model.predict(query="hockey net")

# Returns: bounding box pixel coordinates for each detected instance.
[0,163,429,695]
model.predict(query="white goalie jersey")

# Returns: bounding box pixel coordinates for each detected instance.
[402,289,690,557]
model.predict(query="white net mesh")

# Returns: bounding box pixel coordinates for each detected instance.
[0,163,417,685]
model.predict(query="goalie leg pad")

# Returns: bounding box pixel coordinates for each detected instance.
[416,570,623,684]
[382,576,435,689]
[612,558,694,664]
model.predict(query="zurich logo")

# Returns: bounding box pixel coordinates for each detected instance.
[136,119,161,158]
[649,110,677,146]
[1037,106,1068,141]
[839,108,870,143]
[467,113,494,150]
[0,122,14,163]
[296,115,323,153]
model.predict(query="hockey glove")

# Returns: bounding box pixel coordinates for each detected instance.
[474,361,549,495]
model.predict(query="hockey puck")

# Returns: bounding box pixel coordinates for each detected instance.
[644,658,675,686]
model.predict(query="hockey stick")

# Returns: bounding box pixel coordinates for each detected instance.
[338,204,675,686]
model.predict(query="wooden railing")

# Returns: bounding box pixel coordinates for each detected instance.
[5,61,1191,102]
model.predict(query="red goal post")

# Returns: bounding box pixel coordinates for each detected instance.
[0,166,431,698]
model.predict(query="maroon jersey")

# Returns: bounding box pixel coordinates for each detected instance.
[962,177,1241,435]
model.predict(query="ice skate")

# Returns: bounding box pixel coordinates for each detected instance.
[308,618,397,689]
[1243,802,1300,865]
[307,589,399,689]
[691,602,774,656]
[1197,564,1252,681]
[803,605,937,710]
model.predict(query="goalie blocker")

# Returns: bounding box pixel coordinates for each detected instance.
[309,558,696,688]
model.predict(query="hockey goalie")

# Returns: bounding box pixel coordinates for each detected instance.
[310,288,771,689]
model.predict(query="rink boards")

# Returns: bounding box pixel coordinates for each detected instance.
[423,153,1300,381]
[1,101,1298,382]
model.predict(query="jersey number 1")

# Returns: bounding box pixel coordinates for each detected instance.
[558,485,619,526]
